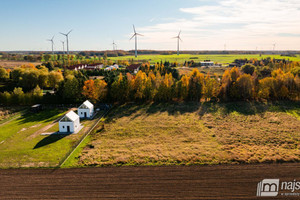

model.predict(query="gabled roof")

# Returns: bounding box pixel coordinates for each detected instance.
[60,110,79,122]
[79,100,93,109]
[127,64,141,71]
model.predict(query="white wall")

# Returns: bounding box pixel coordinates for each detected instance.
[78,107,94,118]
[59,119,80,133]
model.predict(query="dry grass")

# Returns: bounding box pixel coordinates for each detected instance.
[76,102,300,166]
[0,60,41,69]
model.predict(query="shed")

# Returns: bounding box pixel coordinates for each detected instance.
[78,100,94,118]
[59,111,80,133]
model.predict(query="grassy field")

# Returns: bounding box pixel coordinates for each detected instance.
[0,60,42,68]
[109,54,300,64]
[0,108,101,168]
[71,102,300,167]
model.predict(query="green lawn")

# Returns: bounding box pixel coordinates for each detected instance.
[109,54,300,64]
[71,101,300,167]
[0,109,100,168]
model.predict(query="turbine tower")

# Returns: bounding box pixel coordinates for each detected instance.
[61,41,65,54]
[272,43,276,51]
[47,35,55,55]
[59,29,72,55]
[112,40,117,51]
[172,30,182,55]
[130,25,143,58]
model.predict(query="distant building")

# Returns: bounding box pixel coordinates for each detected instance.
[59,111,80,133]
[85,63,103,70]
[200,61,214,67]
[104,64,119,71]
[78,100,94,118]
[127,64,141,74]
[67,63,103,71]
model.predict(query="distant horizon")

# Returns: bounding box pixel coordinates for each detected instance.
[1,49,300,53]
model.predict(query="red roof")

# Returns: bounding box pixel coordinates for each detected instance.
[127,64,141,71]
[87,63,103,67]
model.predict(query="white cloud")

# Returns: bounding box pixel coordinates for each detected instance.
[129,0,300,50]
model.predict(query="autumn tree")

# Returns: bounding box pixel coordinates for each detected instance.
[82,79,97,102]
[0,67,9,80]
[176,74,189,100]
[156,73,174,101]
[48,71,64,89]
[188,69,204,101]
[133,71,148,100]
[94,79,107,101]
[236,74,254,99]
[111,73,129,102]
[203,74,219,101]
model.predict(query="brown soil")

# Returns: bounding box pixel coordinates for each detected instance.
[0,164,298,199]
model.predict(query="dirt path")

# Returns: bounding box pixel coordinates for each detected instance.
[0,163,299,199]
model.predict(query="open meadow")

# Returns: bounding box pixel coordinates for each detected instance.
[67,101,300,167]
[110,54,300,64]
[0,60,42,69]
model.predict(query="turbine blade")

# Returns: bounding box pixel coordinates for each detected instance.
[136,33,144,36]
[51,35,55,40]
[59,32,67,36]
[178,30,181,36]
[133,24,136,33]
[67,29,73,35]
[130,34,136,40]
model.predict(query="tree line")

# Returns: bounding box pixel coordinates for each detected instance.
[0,59,300,106]
[82,62,300,103]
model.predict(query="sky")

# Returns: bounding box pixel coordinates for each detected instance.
[0,0,300,51]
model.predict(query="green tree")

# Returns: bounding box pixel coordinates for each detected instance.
[0,67,9,80]
[241,64,255,75]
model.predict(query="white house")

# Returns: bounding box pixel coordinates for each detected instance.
[59,110,80,133]
[78,100,94,118]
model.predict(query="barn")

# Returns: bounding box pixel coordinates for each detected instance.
[59,111,80,133]
[78,100,94,118]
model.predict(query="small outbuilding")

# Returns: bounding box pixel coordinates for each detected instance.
[59,111,80,133]
[78,100,94,118]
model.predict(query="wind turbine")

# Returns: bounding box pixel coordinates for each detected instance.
[61,41,65,54]
[59,29,72,55]
[112,40,117,51]
[130,25,143,58]
[272,43,276,51]
[172,30,182,56]
[47,35,54,55]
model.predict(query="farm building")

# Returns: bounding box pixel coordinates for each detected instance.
[127,63,141,74]
[59,111,80,133]
[78,100,94,118]
[200,61,214,67]
[104,64,119,71]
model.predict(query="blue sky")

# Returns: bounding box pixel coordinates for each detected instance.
[0,0,300,51]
